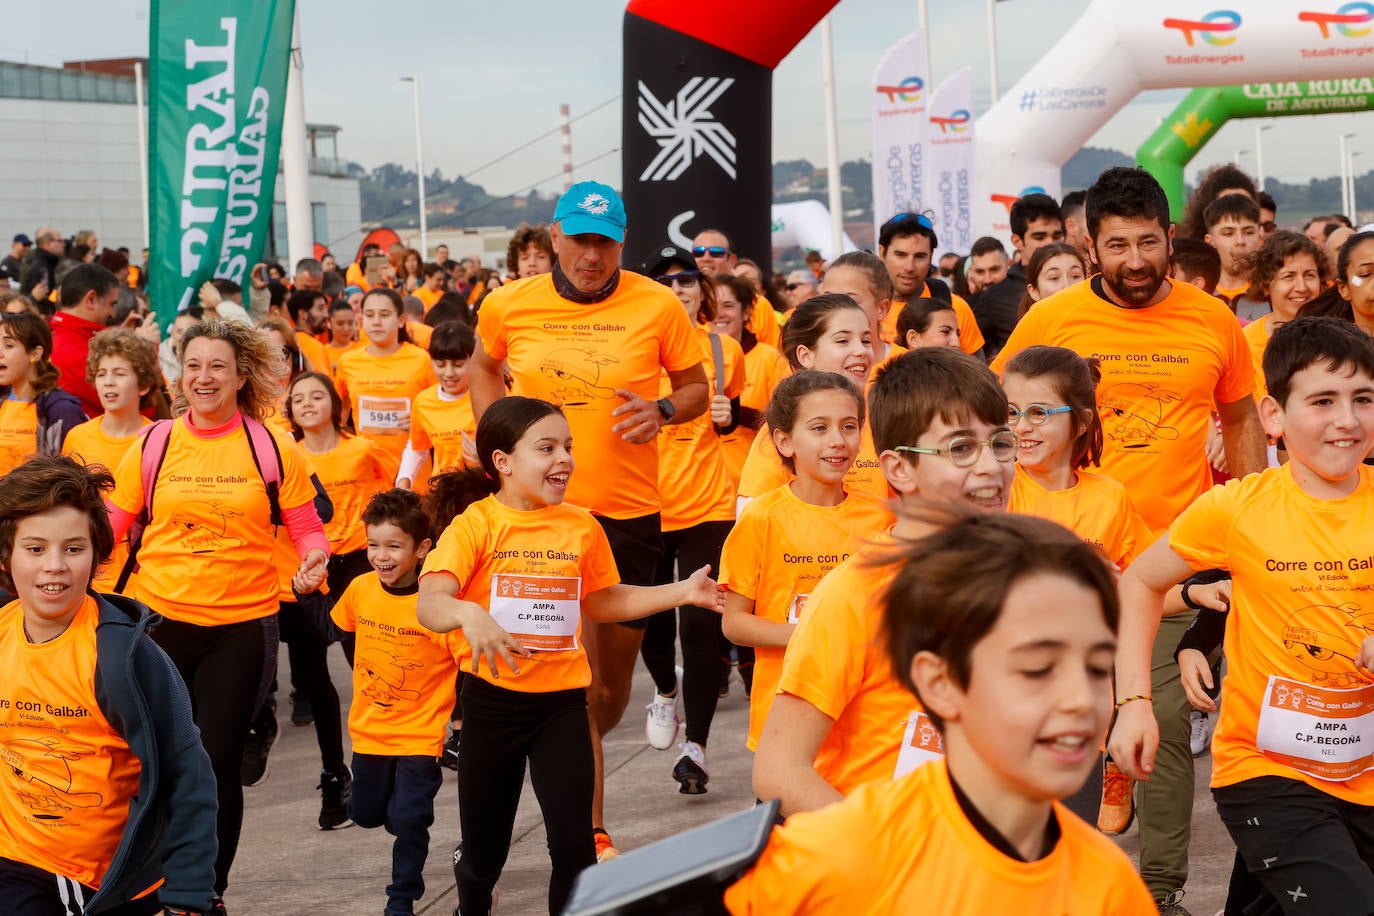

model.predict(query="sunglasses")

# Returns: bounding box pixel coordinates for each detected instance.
[653,270,700,289]
[895,429,1019,468]
[888,212,935,231]
[786,282,812,291]
[692,246,728,257]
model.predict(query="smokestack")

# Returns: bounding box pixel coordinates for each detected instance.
[560,103,573,191]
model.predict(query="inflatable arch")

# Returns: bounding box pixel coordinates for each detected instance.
[1137,80,1374,219]
[970,1,1373,234]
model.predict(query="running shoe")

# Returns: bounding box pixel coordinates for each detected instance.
[290,688,315,727]
[593,827,619,863]
[440,727,461,771]
[207,897,227,916]
[673,741,709,795]
[318,766,353,830]
[1097,758,1134,835]
[1156,889,1191,915]
[645,666,682,750]
[240,696,278,787]
[1189,710,1215,757]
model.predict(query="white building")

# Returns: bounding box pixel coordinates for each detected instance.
[0,59,360,260]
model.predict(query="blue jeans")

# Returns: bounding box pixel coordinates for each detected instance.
[350,753,444,915]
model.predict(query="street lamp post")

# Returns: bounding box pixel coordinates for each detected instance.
[401,76,428,258]
[1353,151,1364,223]
[1341,133,1357,219]
[1255,124,1272,190]
[987,0,1000,104]
[1235,149,1249,167]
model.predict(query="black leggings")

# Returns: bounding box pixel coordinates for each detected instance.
[640,520,732,746]
[455,677,595,916]
[278,601,345,773]
[151,614,277,895]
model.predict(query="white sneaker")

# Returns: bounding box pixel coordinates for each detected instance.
[1190,709,1215,757]
[645,666,682,750]
[673,740,709,795]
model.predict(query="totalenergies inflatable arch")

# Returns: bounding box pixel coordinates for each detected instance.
[1137,80,1374,219]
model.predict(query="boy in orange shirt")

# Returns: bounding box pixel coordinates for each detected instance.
[752,347,1016,814]
[1111,316,1374,913]
[0,456,217,916]
[330,488,459,916]
[727,511,1154,915]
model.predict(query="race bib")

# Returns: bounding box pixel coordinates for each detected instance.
[787,593,809,625]
[894,709,945,778]
[1256,676,1374,782]
[488,573,581,652]
[358,396,409,435]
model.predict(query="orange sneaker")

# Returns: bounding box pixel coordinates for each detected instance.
[1097,759,1135,835]
[593,827,620,863]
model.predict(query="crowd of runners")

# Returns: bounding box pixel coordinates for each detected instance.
[1,160,1374,916]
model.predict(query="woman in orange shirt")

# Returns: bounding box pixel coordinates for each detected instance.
[417,397,722,915]
[638,247,745,795]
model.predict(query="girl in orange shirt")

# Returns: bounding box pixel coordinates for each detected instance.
[712,273,789,489]
[416,396,723,916]
[0,312,85,473]
[721,370,891,752]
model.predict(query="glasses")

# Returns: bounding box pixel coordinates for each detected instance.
[786,282,812,291]
[1007,404,1073,426]
[654,271,700,289]
[692,246,728,257]
[895,429,1018,468]
[887,212,935,231]
[1260,221,1277,233]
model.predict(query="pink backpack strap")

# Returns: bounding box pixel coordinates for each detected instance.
[138,419,176,519]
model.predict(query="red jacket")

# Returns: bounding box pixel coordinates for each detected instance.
[50,310,105,417]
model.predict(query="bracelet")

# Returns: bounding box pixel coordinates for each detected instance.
[1181,581,1204,610]
[1114,694,1153,711]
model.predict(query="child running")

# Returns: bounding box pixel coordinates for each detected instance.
[895,297,961,350]
[331,488,460,916]
[416,396,723,916]
[399,321,478,491]
[1110,316,1374,914]
[720,370,891,752]
[0,312,85,473]
[0,456,217,916]
[726,510,1155,914]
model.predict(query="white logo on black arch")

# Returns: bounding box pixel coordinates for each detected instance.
[638,77,737,182]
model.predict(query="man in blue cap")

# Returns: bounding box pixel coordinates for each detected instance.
[464,181,708,873]
[1,234,31,286]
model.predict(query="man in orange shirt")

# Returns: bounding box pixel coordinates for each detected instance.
[993,166,1267,913]
[415,263,447,313]
[286,289,330,373]
[467,180,707,861]
[877,213,984,358]
[691,228,780,349]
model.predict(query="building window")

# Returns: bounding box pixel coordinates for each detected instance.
[312,203,328,247]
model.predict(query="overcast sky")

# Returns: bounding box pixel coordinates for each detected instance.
[6,0,1370,203]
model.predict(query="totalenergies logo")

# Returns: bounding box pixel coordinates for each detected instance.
[1162,10,1242,45]
[990,186,1047,214]
[929,109,971,133]
[876,76,924,103]
[1299,2,1374,38]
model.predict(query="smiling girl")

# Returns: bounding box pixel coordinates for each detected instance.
[1242,232,1330,400]
[0,313,85,473]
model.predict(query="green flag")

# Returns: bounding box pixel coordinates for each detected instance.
[148,0,296,328]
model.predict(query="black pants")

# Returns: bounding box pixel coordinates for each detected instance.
[1214,775,1374,916]
[151,614,277,895]
[455,677,595,916]
[0,857,161,916]
[278,601,345,773]
[350,754,444,915]
[596,513,665,625]
[640,520,732,746]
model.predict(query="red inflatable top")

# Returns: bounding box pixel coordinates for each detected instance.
[626,0,841,69]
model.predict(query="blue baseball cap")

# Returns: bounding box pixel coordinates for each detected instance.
[553,181,627,243]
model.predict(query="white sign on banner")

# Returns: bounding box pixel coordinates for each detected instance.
[923,68,976,258]
[871,30,931,240]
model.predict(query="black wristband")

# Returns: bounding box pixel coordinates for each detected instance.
[1181,581,1204,611]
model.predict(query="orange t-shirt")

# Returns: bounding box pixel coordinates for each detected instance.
[409,385,477,478]
[719,343,790,490]
[322,340,366,388]
[1008,465,1153,568]
[1169,464,1374,803]
[63,417,151,591]
[725,759,1155,915]
[110,417,319,625]
[0,596,142,888]
[331,573,466,757]
[658,328,746,531]
[405,321,433,351]
[303,434,400,556]
[720,485,892,749]
[0,398,37,476]
[992,278,1256,535]
[336,343,437,462]
[1242,313,1273,401]
[476,271,702,518]
[776,531,940,793]
[749,294,782,349]
[296,333,330,376]
[883,289,984,356]
[420,494,620,693]
[737,419,887,503]
[416,287,443,314]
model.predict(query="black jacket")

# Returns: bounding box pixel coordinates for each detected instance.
[20,248,59,297]
[970,262,1027,362]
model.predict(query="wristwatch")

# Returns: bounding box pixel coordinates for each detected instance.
[656,397,675,422]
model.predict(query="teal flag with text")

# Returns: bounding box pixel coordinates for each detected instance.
[148,0,295,328]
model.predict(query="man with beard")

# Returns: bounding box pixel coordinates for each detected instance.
[286,288,331,372]
[876,213,984,357]
[994,167,1265,916]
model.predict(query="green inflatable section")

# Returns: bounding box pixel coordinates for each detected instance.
[1137,80,1374,221]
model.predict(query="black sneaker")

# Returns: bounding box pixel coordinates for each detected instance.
[672,741,709,795]
[290,689,315,727]
[318,767,353,830]
[240,697,278,787]
[440,728,461,771]
[209,897,227,916]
